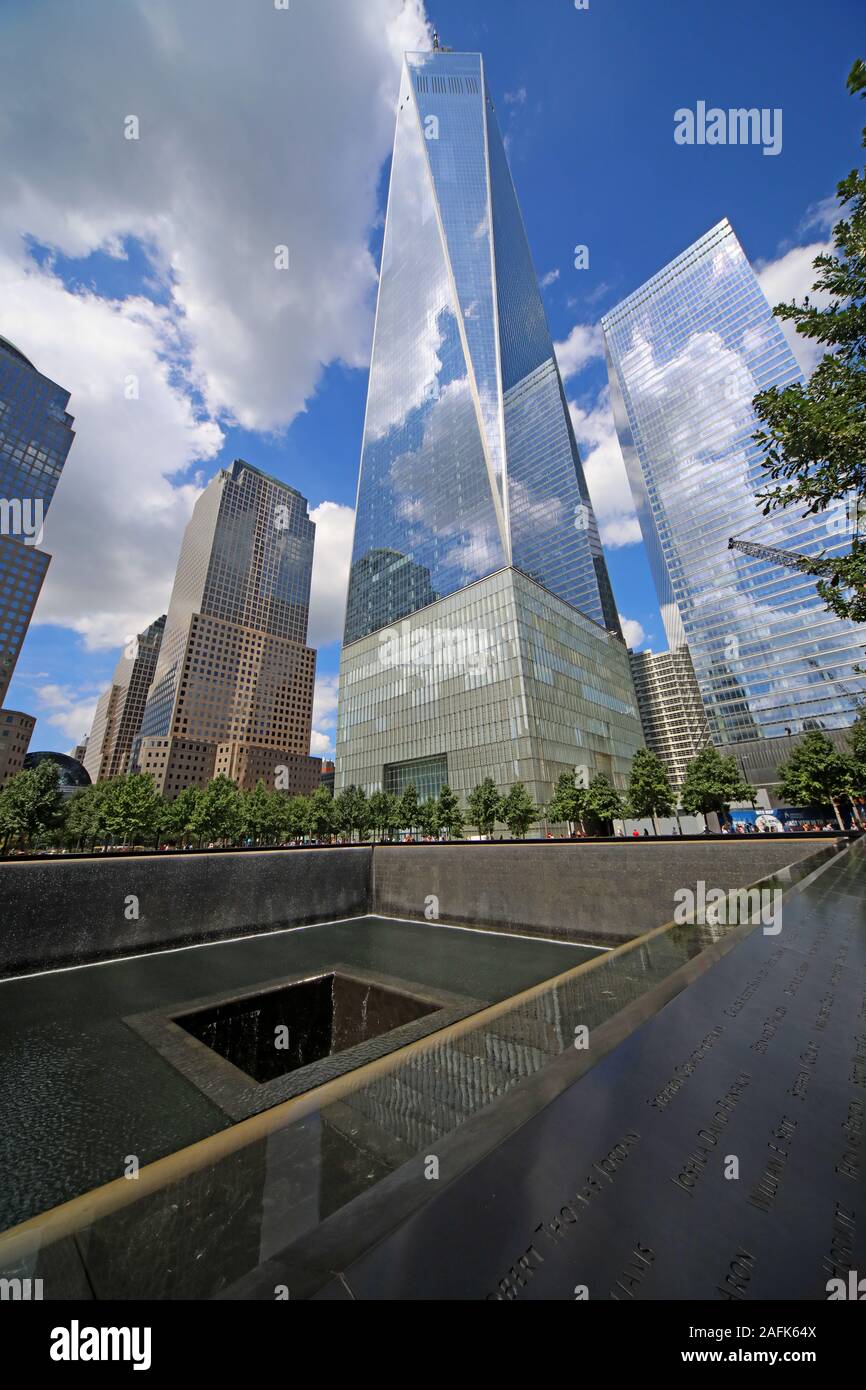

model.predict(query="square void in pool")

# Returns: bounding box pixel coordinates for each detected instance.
[175,972,438,1084]
[125,963,482,1120]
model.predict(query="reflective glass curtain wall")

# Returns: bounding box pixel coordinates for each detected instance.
[602,219,866,743]
[344,50,620,646]
[0,337,75,704]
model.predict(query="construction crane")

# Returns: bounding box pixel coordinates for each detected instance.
[726,536,824,575]
[727,537,862,705]
[728,497,862,573]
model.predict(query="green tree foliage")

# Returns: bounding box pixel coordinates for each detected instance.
[189,775,244,845]
[0,760,65,851]
[680,746,756,822]
[627,748,676,833]
[306,788,333,841]
[398,783,421,837]
[842,755,866,826]
[436,783,464,840]
[368,790,399,843]
[467,777,504,838]
[63,781,113,849]
[417,797,441,838]
[159,785,202,847]
[274,794,303,842]
[777,731,853,829]
[241,780,283,845]
[545,770,588,835]
[752,60,866,625]
[101,773,162,847]
[847,704,866,763]
[502,781,537,838]
[335,785,371,842]
[845,707,866,824]
[583,773,624,835]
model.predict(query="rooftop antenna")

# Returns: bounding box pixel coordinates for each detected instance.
[432,29,440,50]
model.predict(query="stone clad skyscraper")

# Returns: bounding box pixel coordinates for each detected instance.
[136,460,320,797]
[336,46,642,806]
[84,615,166,782]
[602,218,866,750]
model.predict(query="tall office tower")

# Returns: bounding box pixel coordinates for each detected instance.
[602,219,866,753]
[628,647,710,788]
[136,460,320,798]
[84,615,166,782]
[336,46,642,807]
[0,335,75,704]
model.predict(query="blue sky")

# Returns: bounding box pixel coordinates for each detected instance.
[1,0,862,755]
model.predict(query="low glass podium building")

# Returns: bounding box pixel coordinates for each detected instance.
[338,566,640,807]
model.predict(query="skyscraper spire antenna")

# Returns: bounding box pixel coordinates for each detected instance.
[432,29,440,50]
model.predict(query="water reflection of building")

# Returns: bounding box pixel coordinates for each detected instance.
[336,45,642,808]
[344,549,438,645]
[628,646,711,788]
[701,659,761,746]
[602,219,866,754]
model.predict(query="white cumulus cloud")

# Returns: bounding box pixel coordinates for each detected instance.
[618,615,647,650]
[568,390,642,550]
[553,322,604,380]
[0,0,429,647]
[755,240,833,377]
[31,683,101,747]
[311,673,340,757]
[309,500,355,649]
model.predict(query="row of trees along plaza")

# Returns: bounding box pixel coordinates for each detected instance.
[1,721,864,854]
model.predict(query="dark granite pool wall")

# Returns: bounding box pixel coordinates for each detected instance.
[0,847,371,976]
[372,839,838,945]
[0,838,841,976]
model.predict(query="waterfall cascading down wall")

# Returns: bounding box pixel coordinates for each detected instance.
[0,837,842,977]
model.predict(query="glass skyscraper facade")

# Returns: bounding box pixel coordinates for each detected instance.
[0,335,75,705]
[337,48,642,807]
[344,48,619,644]
[602,219,866,746]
